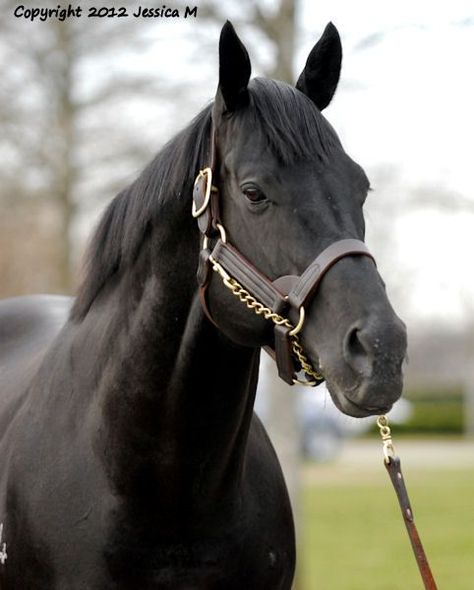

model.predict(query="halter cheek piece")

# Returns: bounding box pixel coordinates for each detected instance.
[192,121,375,386]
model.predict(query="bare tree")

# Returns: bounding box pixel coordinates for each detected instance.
[0,3,187,293]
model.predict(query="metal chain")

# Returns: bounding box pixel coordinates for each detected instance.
[209,255,323,384]
[290,339,323,382]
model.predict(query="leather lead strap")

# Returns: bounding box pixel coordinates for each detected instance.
[385,456,438,590]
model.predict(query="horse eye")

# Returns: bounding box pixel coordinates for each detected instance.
[242,186,266,203]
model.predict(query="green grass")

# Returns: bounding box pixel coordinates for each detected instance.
[299,467,474,589]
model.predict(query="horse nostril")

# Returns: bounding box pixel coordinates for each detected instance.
[343,318,407,381]
[343,325,372,377]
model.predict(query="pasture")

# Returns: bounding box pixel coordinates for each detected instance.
[299,440,474,589]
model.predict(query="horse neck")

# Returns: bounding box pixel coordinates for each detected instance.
[78,203,259,512]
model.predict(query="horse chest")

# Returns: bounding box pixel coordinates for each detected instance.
[0,507,288,589]
[102,525,291,590]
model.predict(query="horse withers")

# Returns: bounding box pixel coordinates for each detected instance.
[0,22,406,589]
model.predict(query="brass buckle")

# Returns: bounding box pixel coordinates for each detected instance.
[192,167,213,218]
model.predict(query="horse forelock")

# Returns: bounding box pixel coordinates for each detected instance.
[242,78,341,165]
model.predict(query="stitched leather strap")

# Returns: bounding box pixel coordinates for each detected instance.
[210,239,374,316]
[287,239,375,310]
[385,456,438,590]
[210,240,287,311]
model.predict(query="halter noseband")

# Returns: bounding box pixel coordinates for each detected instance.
[192,120,375,386]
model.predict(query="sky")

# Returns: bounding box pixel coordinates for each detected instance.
[308,0,473,192]
[298,0,474,327]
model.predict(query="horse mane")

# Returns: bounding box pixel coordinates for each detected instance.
[70,104,213,321]
[70,78,339,321]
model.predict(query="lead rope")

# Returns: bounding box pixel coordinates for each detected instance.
[376,416,438,590]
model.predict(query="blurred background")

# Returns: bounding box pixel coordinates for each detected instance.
[1,0,473,588]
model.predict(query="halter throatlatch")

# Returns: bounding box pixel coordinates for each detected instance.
[192,119,375,386]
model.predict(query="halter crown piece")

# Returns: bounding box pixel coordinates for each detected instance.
[192,117,375,386]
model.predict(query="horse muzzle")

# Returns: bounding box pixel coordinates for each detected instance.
[306,289,408,417]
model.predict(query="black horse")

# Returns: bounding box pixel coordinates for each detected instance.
[0,22,406,589]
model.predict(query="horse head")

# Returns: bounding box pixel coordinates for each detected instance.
[197,22,407,418]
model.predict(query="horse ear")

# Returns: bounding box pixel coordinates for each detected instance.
[218,21,251,112]
[296,22,342,111]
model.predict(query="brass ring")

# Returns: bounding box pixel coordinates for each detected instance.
[289,306,305,336]
[215,223,227,243]
[376,415,389,428]
[202,223,227,251]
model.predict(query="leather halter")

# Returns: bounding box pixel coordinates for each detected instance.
[192,119,375,386]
